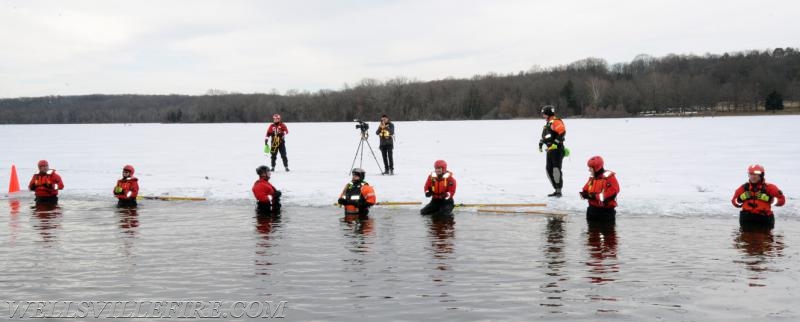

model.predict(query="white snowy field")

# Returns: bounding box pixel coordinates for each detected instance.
[1,116,797,217]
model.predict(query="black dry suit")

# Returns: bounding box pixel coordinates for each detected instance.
[540,117,566,193]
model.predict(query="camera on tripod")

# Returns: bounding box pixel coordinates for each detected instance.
[354,119,369,133]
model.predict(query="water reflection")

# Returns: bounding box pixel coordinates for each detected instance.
[733,225,784,287]
[117,207,139,236]
[341,214,375,252]
[31,203,62,244]
[116,207,139,258]
[255,214,282,276]
[540,217,566,311]
[585,221,619,284]
[426,215,455,272]
[8,199,21,245]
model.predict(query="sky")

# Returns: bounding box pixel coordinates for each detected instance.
[1,0,798,98]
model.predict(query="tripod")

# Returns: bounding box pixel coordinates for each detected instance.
[349,130,385,175]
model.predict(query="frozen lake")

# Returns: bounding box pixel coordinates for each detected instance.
[1,116,798,320]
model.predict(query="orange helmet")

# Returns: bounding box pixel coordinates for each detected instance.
[123,165,135,176]
[37,160,49,167]
[587,156,604,172]
[747,164,765,176]
[434,160,447,172]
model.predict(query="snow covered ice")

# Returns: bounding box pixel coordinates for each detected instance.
[1,115,798,218]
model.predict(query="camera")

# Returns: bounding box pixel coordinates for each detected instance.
[354,119,369,133]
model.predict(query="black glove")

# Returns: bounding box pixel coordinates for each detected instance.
[265,139,269,145]
[29,184,36,191]
[580,191,589,199]
[425,191,432,197]
[338,197,346,205]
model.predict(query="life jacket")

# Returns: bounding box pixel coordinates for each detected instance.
[541,116,566,147]
[584,170,618,209]
[378,123,392,139]
[30,170,63,197]
[428,171,454,199]
[114,177,139,200]
[739,182,774,216]
[343,181,376,214]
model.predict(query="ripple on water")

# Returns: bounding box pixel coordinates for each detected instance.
[1,200,799,320]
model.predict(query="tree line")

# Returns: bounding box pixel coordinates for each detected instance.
[1,47,798,124]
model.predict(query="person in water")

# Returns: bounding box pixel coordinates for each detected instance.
[253,165,282,215]
[113,164,139,208]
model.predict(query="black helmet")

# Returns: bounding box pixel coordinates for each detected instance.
[352,167,366,179]
[256,165,271,175]
[541,105,555,116]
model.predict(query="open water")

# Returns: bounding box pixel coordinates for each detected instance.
[1,199,798,321]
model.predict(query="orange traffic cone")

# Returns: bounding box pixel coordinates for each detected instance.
[8,164,20,193]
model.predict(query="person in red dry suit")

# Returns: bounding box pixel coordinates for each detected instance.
[421,160,457,216]
[253,165,282,215]
[29,159,64,206]
[732,164,785,227]
[580,156,620,222]
[113,164,139,208]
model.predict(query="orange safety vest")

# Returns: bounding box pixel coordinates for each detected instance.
[341,181,376,214]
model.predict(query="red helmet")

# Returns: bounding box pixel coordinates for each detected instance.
[123,165,135,175]
[272,114,281,122]
[587,155,604,172]
[747,164,765,176]
[434,160,447,171]
[37,160,49,167]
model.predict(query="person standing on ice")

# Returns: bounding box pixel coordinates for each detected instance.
[28,159,64,206]
[580,156,620,222]
[539,105,566,197]
[266,114,290,172]
[421,160,457,216]
[337,168,377,219]
[113,165,139,208]
[376,114,395,175]
[732,164,785,227]
[253,165,282,215]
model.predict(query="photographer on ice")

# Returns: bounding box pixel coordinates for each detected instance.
[375,114,395,175]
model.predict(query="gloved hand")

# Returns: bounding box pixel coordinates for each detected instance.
[338,197,346,205]
[538,141,544,152]
[445,192,452,200]
[114,186,123,195]
[29,184,36,191]
[756,192,770,202]
[580,191,589,199]
[425,191,432,197]
[739,191,752,201]
[265,139,269,146]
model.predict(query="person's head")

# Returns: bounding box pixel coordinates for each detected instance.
[256,165,271,179]
[587,156,604,174]
[272,114,281,123]
[434,160,447,176]
[37,160,49,173]
[351,168,366,182]
[122,165,135,178]
[747,164,765,183]
[380,114,389,123]
[541,105,555,119]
